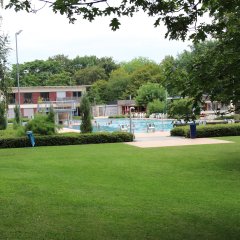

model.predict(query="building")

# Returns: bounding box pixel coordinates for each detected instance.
[8,86,89,123]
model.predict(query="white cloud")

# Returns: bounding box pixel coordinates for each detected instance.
[2,6,191,65]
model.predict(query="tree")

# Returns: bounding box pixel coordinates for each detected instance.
[161,39,240,112]
[0,25,11,125]
[47,106,55,123]
[97,57,119,77]
[121,57,156,74]
[127,63,163,97]
[88,80,109,104]
[147,100,165,115]
[74,66,107,85]
[6,0,239,42]
[107,68,131,101]
[13,105,21,128]
[80,95,92,133]
[0,101,7,130]
[135,83,166,107]
[46,72,75,86]
[25,114,57,135]
[168,98,197,121]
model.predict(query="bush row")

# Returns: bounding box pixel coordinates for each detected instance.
[214,114,240,120]
[171,123,240,138]
[0,132,134,149]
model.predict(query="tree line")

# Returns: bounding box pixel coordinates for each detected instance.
[7,37,240,116]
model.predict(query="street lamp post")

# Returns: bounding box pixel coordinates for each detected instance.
[129,107,135,134]
[15,30,22,114]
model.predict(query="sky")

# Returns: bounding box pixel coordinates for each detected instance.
[1,3,191,66]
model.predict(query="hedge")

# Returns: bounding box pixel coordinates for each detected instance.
[0,132,134,149]
[171,123,240,138]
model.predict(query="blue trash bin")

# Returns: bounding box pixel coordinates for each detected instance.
[190,123,196,139]
[26,131,35,147]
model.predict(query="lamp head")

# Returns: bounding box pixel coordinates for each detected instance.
[16,30,23,35]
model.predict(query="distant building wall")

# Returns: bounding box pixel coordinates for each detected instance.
[92,105,120,117]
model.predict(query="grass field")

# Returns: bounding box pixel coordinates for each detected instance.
[0,137,240,240]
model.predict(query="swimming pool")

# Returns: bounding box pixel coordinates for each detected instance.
[71,118,173,133]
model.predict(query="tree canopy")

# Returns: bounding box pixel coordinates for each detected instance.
[0,26,11,109]
[162,39,240,112]
[5,0,240,42]
[10,55,118,87]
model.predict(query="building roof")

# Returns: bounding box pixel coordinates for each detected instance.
[11,85,91,93]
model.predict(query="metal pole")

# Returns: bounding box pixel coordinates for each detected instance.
[15,30,22,118]
[130,109,132,134]
[129,107,135,134]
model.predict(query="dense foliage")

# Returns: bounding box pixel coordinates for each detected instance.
[168,98,198,121]
[0,25,11,126]
[13,105,21,128]
[80,95,93,133]
[10,55,118,87]
[171,124,240,138]
[25,114,57,135]
[147,100,165,115]
[135,83,166,107]
[0,102,7,130]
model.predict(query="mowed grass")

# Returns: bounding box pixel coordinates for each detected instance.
[0,137,240,240]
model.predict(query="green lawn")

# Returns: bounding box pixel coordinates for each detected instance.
[0,137,240,240]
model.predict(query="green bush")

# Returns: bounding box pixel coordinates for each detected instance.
[0,126,18,138]
[214,114,240,120]
[0,132,134,149]
[13,105,21,127]
[25,114,57,135]
[109,115,128,119]
[8,117,30,124]
[170,126,188,137]
[147,99,165,115]
[0,102,7,130]
[80,95,93,133]
[171,124,240,138]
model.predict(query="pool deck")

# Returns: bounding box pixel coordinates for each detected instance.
[60,128,233,148]
[128,131,233,148]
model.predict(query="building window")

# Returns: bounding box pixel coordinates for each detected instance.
[40,92,49,101]
[73,91,82,98]
[9,93,16,104]
[24,93,33,104]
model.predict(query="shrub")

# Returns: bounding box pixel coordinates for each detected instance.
[47,106,55,123]
[80,95,93,133]
[170,126,188,137]
[147,99,165,115]
[214,114,240,120]
[0,102,7,130]
[14,105,21,126]
[168,98,199,121]
[171,124,240,138]
[0,132,134,149]
[109,115,128,119]
[0,126,19,138]
[25,114,56,135]
[8,117,29,124]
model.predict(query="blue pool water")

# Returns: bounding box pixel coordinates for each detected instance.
[71,118,173,133]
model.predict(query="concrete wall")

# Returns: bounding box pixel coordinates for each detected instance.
[92,105,121,117]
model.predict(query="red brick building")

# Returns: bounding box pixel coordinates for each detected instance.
[8,86,89,120]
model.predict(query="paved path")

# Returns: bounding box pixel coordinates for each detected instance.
[126,131,233,148]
